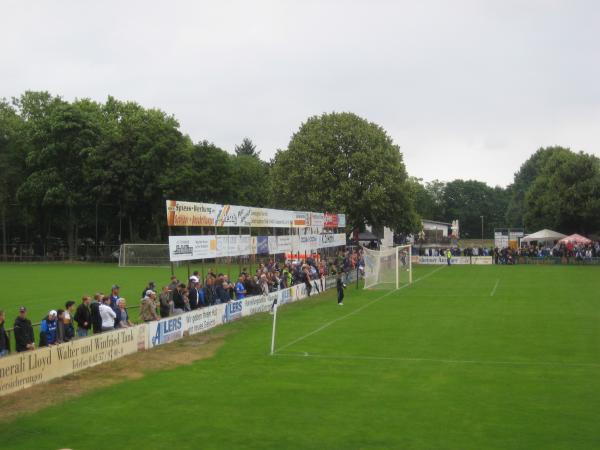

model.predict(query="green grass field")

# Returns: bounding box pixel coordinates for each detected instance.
[1,263,599,449]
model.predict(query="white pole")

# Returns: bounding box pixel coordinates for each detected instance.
[270,302,278,355]
[409,245,413,284]
[395,245,399,290]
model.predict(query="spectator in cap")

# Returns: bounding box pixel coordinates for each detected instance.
[172,283,186,314]
[39,310,59,347]
[140,291,160,322]
[74,296,92,338]
[0,310,10,357]
[13,307,34,352]
[99,297,116,332]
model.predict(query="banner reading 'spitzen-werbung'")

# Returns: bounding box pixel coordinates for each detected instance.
[166,200,345,229]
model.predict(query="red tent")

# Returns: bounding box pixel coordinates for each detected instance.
[559,234,592,245]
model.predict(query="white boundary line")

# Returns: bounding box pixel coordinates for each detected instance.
[273,352,600,369]
[490,279,500,297]
[274,265,446,354]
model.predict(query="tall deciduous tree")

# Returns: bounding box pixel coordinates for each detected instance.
[505,146,571,227]
[524,151,600,234]
[270,112,419,233]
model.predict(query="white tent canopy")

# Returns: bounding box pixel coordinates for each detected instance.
[521,229,567,243]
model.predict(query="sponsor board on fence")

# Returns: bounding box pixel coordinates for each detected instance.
[185,304,226,335]
[471,256,493,265]
[147,316,185,348]
[418,256,471,265]
[223,300,244,322]
[0,325,147,396]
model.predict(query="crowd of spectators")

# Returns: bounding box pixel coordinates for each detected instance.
[0,248,365,358]
[494,240,600,264]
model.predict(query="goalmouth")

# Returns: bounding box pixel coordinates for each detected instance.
[363,245,412,289]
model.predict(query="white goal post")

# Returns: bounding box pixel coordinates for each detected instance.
[118,244,173,267]
[362,245,412,289]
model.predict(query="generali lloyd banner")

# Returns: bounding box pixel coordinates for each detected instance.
[166,200,345,229]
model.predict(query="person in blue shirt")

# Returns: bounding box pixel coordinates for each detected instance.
[235,275,247,300]
[39,310,58,347]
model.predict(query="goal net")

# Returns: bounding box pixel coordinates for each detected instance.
[119,244,174,267]
[363,245,412,289]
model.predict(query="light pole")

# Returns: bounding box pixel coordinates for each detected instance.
[480,216,484,248]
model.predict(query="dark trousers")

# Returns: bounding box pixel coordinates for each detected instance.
[337,288,344,304]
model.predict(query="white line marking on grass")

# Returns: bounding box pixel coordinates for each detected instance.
[274,266,446,354]
[490,279,500,297]
[274,352,600,369]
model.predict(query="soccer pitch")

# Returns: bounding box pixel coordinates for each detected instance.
[1,264,599,449]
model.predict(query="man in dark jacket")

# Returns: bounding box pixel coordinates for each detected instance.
[74,296,92,338]
[172,283,186,314]
[0,310,10,357]
[13,306,35,352]
[90,293,103,334]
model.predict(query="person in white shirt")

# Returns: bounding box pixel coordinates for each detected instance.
[99,297,116,332]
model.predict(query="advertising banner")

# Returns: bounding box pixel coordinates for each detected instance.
[223,300,244,322]
[324,213,339,228]
[169,235,216,262]
[417,256,471,265]
[184,304,226,335]
[338,214,346,228]
[0,326,147,396]
[147,316,185,348]
[167,200,345,229]
[277,235,292,253]
[471,256,493,265]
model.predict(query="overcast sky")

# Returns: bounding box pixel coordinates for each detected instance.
[2,0,599,186]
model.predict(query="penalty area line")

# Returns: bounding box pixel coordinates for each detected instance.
[273,265,446,354]
[273,352,600,369]
[490,279,500,297]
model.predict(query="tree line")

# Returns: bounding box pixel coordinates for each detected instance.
[1,92,599,258]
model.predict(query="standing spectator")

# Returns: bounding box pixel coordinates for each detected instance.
[64,301,76,341]
[13,306,35,352]
[172,283,186,314]
[55,309,66,344]
[0,310,9,357]
[90,293,103,334]
[74,296,92,338]
[303,265,313,296]
[205,278,217,306]
[141,281,156,300]
[168,275,179,292]
[158,286,172,318]
[116,299,133,328]
[188,281,199,310]
[99,297,116,332]
[39,310,59,347]
[109,285,120,310]
[140,291,160,322]
[235,274,247,300]
[216,281,230,304]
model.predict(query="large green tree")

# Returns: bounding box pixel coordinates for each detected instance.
[0,99,27,257]
[16,95,101,257]
[442,179,508,238]
[505,146,571,227]
[524,151,600,234]
[270,112,419,233]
